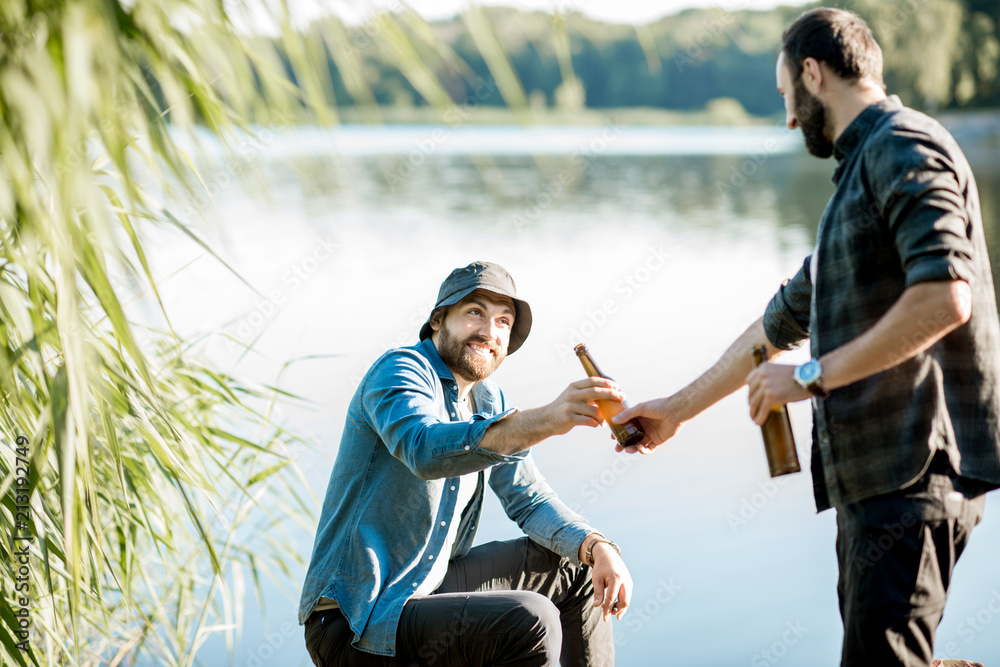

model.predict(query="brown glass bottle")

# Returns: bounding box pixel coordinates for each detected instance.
[574,344,645,448]
[752,345,801,477]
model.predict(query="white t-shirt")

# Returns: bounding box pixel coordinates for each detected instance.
[414,391,481,595]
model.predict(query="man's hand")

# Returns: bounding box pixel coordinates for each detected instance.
[590,542,632,622]
[746,362,810,425]
[610,395,685,454]
[541,377,625,436]
[477,377,624,455]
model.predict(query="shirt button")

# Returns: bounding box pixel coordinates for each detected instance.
[464,446,470,451]
[412,582,418,587]
[450,486,456,491]
[440,521,446,526]
[428,555,434,560]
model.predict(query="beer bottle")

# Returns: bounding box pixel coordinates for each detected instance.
[574,344,645,448]
[752,345,801,477]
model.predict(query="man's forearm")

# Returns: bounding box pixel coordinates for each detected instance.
[477,407,555,456]
[673,317,780,421]
[819,280,971,390]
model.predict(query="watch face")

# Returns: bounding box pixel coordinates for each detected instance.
[798,359,822,385]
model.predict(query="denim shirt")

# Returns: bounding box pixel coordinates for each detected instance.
[764,96,1000,511]
[297,338,596,656]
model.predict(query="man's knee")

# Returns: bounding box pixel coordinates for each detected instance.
[501,592,563,658]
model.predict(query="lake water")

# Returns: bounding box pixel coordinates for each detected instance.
[135,123,1000,665]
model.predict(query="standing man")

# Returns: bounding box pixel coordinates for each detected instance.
[614,8,1000,666]
[299,261,633,667]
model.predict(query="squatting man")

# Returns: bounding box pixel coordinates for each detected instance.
[299,261,634,666]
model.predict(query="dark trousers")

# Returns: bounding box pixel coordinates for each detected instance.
[304,537,613,667]
[835,454,987,667]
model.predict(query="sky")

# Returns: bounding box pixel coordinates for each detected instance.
[317,0,814,25]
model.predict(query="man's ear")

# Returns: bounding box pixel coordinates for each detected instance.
[429,307,445,332]
[801,56,824,96]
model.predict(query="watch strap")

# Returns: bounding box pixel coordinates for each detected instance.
[806,382,829,398]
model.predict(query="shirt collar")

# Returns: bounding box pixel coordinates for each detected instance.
[416,337,455,382]
[416,337,496,413]
[831,95,902,181]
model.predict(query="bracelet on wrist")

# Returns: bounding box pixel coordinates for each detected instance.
[585,538,622,566]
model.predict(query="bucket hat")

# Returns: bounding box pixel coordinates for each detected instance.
[418,261,532,354]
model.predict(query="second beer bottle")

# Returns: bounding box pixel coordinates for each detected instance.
[751,344,801,477]
[574,343,645,449]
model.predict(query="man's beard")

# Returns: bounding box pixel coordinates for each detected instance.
[794,76,834,159]
[437,325,506,382]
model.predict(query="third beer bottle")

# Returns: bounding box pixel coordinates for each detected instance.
[752,344,801,477]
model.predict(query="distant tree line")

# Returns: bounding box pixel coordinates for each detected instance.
[298,0,1000,117]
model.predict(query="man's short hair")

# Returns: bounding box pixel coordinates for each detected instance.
[781,7,884,88]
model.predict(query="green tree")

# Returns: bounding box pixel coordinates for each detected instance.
[952,1,1000,106]
[845,0,965,110]
[0,0,323,663]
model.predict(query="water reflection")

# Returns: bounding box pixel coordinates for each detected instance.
[278,145,1000,303]
[169,128,1000,666]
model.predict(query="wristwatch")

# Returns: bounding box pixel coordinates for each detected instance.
[585,536,622,566]
[794,358,828,398]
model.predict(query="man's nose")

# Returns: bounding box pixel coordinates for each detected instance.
[786,111,798,130]
[480,318,502,341]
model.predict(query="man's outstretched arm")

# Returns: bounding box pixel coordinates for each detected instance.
[616,280,970,453]
[477,377,625,456]
[611,316,779,454]
[613,255,813,454]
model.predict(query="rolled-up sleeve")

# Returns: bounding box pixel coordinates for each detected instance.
[363,350,520,480]
[488,454,595,564]
[763,255,813,350]
[872,129,976,287]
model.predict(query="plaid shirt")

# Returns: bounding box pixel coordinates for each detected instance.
[764,95,1000,511]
